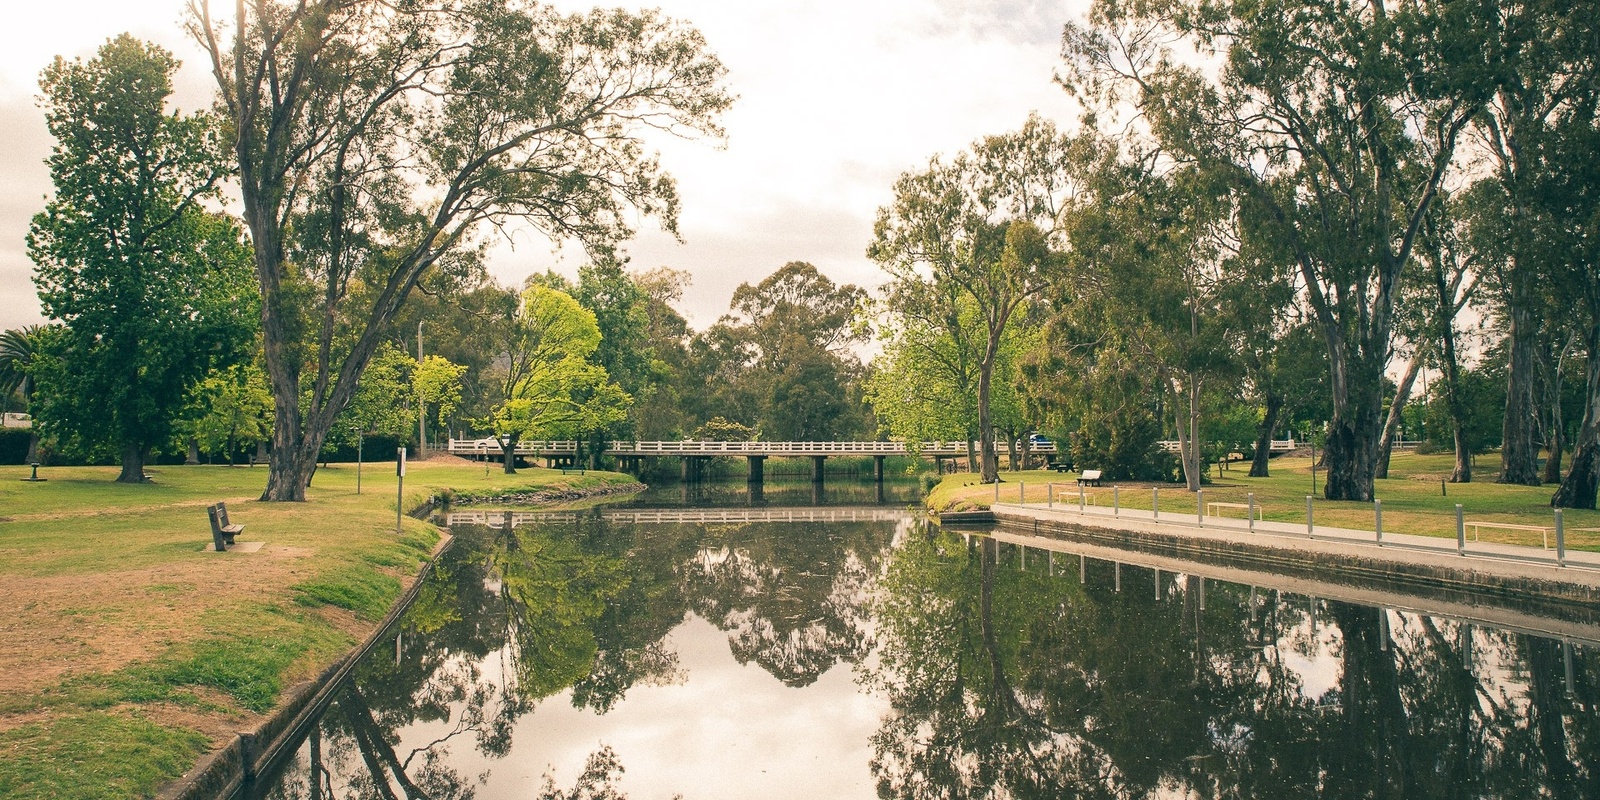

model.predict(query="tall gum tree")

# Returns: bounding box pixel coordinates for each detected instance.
[870,116,1091,483]
[188,0,731,500]
[1062,0,1494,501]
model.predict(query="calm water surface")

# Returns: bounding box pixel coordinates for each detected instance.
[256,478,1600,799]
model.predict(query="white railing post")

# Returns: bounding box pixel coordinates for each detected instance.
[1556,509,1566,567]
[1374,499,1383,546]
[1456,504,1465,555]
[1306,496,1314,538]
[1247,493,1255,531]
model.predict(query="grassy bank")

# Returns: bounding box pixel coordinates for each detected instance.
[0,460,640,799]
[926,451,1600,550]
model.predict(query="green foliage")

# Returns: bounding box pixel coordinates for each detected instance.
[330,344,419,450]
[27,36,254,478]
[870,116,1090,480]
[488,286,632,448]
[196,0,732,499]
[414,354,467,437]
[179,364,274,463]
[692,416,755,441]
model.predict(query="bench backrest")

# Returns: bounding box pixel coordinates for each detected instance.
[1081,469,1102,480]
[207,504,225,535]
[216,502,231,527]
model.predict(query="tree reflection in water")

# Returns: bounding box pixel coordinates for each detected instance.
[259,514,897,798]
[260,517,1600,799]
[865,530,1600,799]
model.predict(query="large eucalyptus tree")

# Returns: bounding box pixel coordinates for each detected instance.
[188,0,731,500]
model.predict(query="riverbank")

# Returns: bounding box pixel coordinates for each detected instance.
[0,461,643,800]
[925,451,1600,550]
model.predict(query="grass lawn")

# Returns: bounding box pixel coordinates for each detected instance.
[0,458,640,799]
[927,450,1600,550]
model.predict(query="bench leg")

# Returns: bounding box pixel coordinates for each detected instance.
[213,532,228,552]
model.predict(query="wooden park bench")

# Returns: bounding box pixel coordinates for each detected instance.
[561,468,586,475]
[1077,469,1103,487]
[207,502,245,552]
[1053,462,1073,473]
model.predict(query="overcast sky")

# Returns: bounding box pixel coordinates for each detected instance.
[0,0,1085,333]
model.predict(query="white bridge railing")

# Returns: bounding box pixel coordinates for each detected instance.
[445,507,912,526]
[448,438,1059,457]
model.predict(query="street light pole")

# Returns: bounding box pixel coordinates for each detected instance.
[417,321,426,460]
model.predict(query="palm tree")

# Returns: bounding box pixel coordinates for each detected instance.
[0,326,45,463]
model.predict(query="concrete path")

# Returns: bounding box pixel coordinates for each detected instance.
[988,500,1600,601]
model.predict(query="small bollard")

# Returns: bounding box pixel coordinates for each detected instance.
[1556,509,1566,568]
[1079,483,1086,511]
[1047,483,1053,508]
[1113,486,1120,517]
[1305,496,1314,538]
[1455,504,1465,555]
[1374,499,1383,546]
[994,480,999,504]
[1020,480,1025,504]
[1197,489,1205,527]
[1153,487,1160,519]
[1247,493,1256,531]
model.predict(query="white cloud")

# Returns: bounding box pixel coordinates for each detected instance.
[0,0,1088,332]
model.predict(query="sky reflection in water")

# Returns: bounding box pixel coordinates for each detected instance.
[257,485,1600,800]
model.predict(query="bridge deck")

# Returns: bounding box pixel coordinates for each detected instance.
[447,438,1057,457]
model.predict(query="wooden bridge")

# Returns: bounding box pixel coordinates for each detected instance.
[447,437,1057,482]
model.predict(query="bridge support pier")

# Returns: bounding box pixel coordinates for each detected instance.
[873,455,886,482]
[811,456,826,483]
[747,455,765,484]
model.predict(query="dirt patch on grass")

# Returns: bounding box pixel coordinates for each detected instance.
[0,545,338,698]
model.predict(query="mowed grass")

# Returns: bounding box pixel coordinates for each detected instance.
[0,459,640,799]
[927,450,1600,549]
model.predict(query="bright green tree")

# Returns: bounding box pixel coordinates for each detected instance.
[27,35,255,482]
[487,287,630,473]
[182,364,274,465]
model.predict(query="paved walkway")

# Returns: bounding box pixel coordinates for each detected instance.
[990,499,1600,592]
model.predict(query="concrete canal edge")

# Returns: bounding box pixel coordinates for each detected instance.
[157,529,456,800]
[987,505,1600,619]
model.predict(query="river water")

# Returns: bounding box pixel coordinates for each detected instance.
[253,478,1600,799]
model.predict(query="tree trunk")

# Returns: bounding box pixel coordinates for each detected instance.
[965,434,977,474]
[1248,393,1284,478]
[25,432,40,465]
[185,438,201,465]
[1501,296,1542,485]
[116,442,146,483]
[1376,348,1424,479]
[500,434,519,475]
[1552,326,1600,509]
[1438,321,1471,484]
[1173,375,1202,491]
[977,333,999,484]
[1004,426,1019,472]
